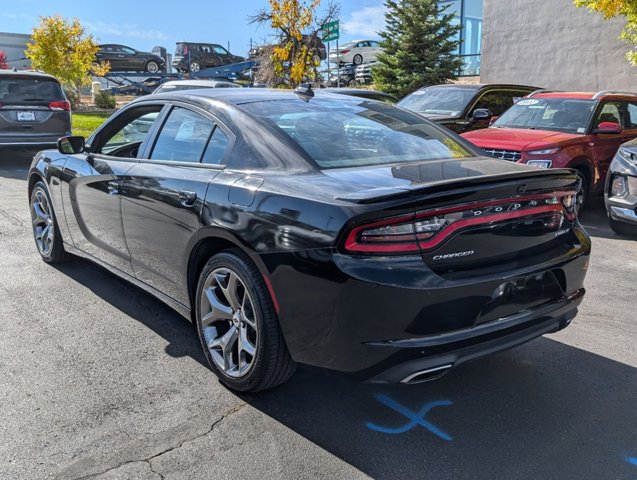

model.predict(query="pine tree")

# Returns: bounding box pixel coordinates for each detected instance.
[373,0,462,98]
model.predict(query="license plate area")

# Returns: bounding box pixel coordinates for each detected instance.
[17,111,36,122]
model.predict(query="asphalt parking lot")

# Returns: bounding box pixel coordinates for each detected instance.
[1,150,636,480]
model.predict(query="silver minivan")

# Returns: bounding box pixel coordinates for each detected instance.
[0,70,71,148]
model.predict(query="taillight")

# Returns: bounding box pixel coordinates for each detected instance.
[183,44,189,55]
[340,49,350,54]
[343,191,578,255]
[49,100,71,111]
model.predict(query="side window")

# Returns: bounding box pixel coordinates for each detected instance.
[213,46,228,55]
[150,107,214,163]
[627,103,637,128]
[594,101,622,126]
[122,47,135,54]
[97,108,163,157]
[472,91,506,116]
[201,127,230,165]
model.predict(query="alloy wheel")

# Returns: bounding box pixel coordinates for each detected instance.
[190,62,201,72]
[31,187,55,256]
[200,267,258,378]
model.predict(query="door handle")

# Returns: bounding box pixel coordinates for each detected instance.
[178,190,197,207]
[107,181,119,195]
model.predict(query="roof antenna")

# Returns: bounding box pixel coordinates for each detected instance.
[294,83,314,102]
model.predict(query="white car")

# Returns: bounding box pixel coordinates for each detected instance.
[328,40,382,65]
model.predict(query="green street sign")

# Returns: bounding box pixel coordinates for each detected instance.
[322,20,339,41]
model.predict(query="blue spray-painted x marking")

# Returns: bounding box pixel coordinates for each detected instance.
[366,394,453,440]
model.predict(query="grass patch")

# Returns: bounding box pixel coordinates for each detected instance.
[72,111,112,138]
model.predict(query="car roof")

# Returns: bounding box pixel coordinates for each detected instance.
[0,70,60,82]
[532,91,637,100]
[147,88,380,106]
[421,83,539,91]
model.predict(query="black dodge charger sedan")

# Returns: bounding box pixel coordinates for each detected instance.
[28,89,590,392]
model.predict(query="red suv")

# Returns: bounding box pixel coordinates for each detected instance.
[462,90,637,205]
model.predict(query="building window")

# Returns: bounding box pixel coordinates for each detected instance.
[441,0,483,77]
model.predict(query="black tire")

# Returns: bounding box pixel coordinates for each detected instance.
[609,217,637,236]
[29,181,67,263]
[575,170,590,212]
[195,250,295,392]
[145,60,160,73]
[353,54,363,65]
[189,61,201,73]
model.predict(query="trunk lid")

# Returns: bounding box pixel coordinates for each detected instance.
[335,158,580,274]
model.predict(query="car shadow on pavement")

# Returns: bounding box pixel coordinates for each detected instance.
[0,149,37,180]
[245,339,637,480]
[52,257,208,366]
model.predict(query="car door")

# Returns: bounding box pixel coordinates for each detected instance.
[121,103,232,306]
[589,101,630,184]
[119,46,139,71]
[97,45,119,69]
[61,103,167,274]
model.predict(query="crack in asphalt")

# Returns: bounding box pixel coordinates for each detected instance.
[69,403,247,480]
[0,206,28,229]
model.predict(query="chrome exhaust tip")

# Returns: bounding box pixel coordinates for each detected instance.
[400,364,453,384]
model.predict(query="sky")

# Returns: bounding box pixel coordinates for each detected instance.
[1,0,387,57]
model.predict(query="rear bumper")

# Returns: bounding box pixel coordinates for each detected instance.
[262,225,590,382]
[367,289,583,384]
[0,133,69,147]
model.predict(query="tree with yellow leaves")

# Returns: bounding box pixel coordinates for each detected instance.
[26,15,110,105]
[250,0,338,87]
[574,0,637,64]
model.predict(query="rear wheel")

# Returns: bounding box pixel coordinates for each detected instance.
[195,250,295,392]
[353,54,363,65]
[30,181,66,263]
[145,60,160,73]
[609,218,637,236]
[189,61,201,72]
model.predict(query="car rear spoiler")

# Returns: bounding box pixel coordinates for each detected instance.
[335,168,578,204]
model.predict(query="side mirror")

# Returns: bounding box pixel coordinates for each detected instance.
[593,121,622,134]
[470,108,492,124]
[57,136,85,154]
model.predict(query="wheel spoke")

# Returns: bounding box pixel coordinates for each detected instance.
[218,271,240,310]
[239,325,256,357]
[202,287,233,326]
[209,326,238,371]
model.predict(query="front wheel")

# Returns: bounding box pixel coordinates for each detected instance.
[575,171,589,213]
[195,251,295,392]
[30,181,66,263]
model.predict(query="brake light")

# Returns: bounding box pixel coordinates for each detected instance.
[49,100,71,111]
[343,191,578,255]
[340,49,350,54]
[182,44,189,55]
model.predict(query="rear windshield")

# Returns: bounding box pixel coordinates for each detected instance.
[0,76,64,105]
[493,98,596,133]
[175,43,186,55]
[241,97,474,169]
[398,87,476,116]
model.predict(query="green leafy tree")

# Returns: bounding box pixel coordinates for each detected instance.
[250,1,338,87]
[574,0,637,65]
[26,15,110,102]
[373,0,462,98]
